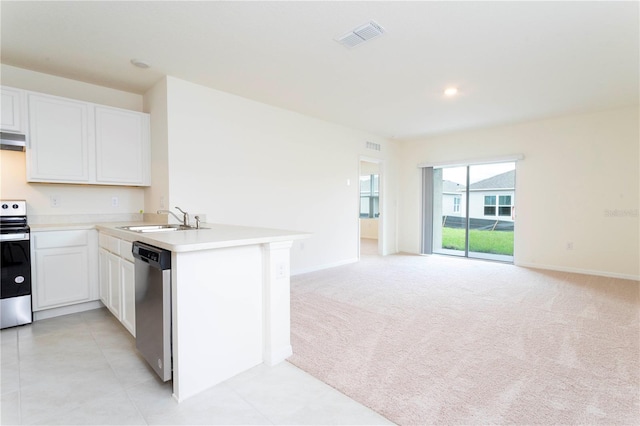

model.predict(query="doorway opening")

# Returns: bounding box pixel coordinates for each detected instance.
[425,161,515,262]
[359,159,382,257]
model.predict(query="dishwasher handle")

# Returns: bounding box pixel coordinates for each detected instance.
[132,241,171,270]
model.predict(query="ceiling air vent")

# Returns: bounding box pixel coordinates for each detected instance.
[336,21,385,48]
[366,141,381,151]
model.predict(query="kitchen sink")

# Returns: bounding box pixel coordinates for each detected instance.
[118,224,207,233]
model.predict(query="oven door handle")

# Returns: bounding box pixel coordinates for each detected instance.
[0,233,29,241]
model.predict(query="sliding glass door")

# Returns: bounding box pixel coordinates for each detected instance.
[432,166,468,257]
[427,162,515,262]
[467,164,515,261]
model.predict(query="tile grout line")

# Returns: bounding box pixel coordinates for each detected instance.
[122,378,161,426]
[82,310,150,425]
[223,379,277,425]
[23,315,102,425]
[15,329,23,425]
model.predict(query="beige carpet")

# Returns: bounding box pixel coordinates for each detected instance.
[289,246,639,425]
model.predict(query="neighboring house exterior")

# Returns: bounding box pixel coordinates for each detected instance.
[468,170,515,222]
[441,180,465,216]
[439,170,515,222]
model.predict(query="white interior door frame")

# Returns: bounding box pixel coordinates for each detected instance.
[358,156,384,258]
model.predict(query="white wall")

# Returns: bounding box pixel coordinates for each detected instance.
[398,106,640,280]
[360,218,379,239]
[0,65,146,219]
[142,76,170,220]
[360,161,380,176]
[1,65,143,111]
[10,65,632,279]
[145,77,398,273]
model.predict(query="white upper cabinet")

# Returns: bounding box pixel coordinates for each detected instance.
[95,106,150,185]
[1,87,26,133]
[27,93,91,182]
[21,88,150,186]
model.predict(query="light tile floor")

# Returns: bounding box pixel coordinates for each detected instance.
[0,308,393,425]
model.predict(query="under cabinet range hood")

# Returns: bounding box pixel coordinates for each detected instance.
[0,132,26,151]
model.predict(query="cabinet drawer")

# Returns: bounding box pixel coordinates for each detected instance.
[34,230,88,249]
[98,233,109,249]
[98,234,120,255]
[120,240,134,263]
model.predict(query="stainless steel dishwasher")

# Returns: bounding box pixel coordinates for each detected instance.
[132,241,172,382]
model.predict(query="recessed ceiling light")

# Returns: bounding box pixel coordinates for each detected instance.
[130,59,151,69]
[444,87,458,97]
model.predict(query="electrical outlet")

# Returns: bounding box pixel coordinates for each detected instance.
[566,242,574,250]
[276,262,287,279]
[111,196,119,207]
[50,196,60,207]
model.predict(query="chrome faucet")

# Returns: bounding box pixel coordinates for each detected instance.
[175,207,189,226]
[157,207,189,226]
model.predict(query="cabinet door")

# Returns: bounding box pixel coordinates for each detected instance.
[95,106,150,185]
[120,259,136,337]
[1,87,25,133]
[99,248,110,306]
[33,246,90,310]
[87,230,99,301]
[106,251,121,318]
[27,93,90,182]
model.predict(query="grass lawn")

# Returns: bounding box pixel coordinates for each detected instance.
[441,227,514,255]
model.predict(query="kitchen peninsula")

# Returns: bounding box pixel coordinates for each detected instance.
[96,222,310,402]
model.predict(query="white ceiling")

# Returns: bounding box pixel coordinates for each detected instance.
[1,1,638,139]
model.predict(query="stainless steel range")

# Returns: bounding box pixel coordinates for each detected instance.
[0,200,32,329]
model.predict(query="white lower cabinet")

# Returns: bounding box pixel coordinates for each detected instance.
[99,233,135,336]
[99,248,109,308]
[120,258,136,334]
[32,230,99,311]
[106,251,121,318]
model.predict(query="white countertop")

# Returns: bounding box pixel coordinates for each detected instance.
[94,222,310,252]
[30,223,98,232]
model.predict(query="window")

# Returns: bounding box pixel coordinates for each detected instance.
[498,195,512,217]
[484,196,496,216]
[483,194,513,216]
[360,174,380,218]
[453,196,461,213]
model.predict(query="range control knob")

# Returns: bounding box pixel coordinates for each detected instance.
[1,204,7,209]
[12,204,19,209]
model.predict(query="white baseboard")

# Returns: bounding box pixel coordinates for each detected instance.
[292,257,359,276]
[34,300,104,321]
[404,249,639,281]
[515,261,639,281]
[263,345,293,366]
